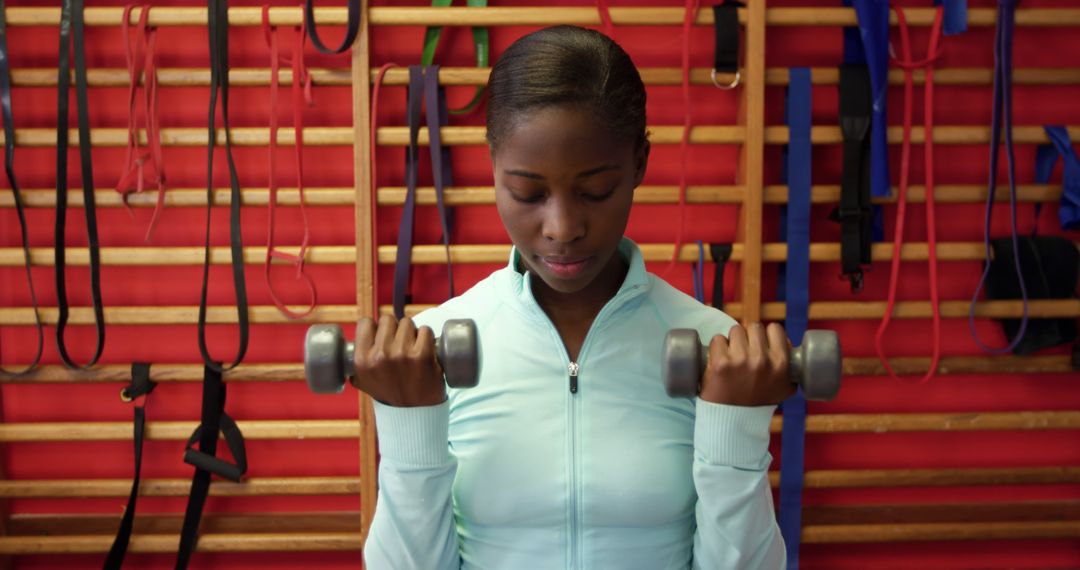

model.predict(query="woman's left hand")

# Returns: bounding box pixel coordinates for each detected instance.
[699,322,796,407]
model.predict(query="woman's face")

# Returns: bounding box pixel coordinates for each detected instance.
[492,105,649,296]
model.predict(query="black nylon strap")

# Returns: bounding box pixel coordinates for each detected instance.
[104,363,156,569]
[709,243,733,310]
[176,364,246,568]
[56,0,105,369]
[834,63,873,293]
[712,1,742,74]
[198,0,249,373]
[305,0,361,55]
[0,0,43,377]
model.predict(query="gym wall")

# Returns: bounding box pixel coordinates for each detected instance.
[0,0,1077,568]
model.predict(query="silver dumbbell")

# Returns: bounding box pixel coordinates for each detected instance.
[304,319,481,394]
[662,329,842,401]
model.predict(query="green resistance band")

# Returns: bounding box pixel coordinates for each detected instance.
[422,0,488,115]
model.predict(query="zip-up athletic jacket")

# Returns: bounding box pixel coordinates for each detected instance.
[364,238,785,569]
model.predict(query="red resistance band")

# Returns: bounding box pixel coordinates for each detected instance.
[117,4,166,242]
[875,6,944,383]
[601,1,698,272]
[262,5,317,319]
[668,0,699,274]
[370,62,398,319]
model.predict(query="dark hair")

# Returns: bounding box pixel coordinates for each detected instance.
[485,25,647,152]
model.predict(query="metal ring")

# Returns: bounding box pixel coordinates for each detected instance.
[711,68,741,90]
[120,387,133,403]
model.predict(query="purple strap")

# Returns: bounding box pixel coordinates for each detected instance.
[392,65,455,319]
[969,0,1028,353]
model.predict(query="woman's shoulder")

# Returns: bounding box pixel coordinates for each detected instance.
[642,273,739,341]
[411,268,507,333]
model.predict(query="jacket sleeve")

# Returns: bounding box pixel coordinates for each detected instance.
[363,400,461,570]
[691,400,786,570]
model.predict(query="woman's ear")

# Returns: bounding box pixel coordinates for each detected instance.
[634,140,650,187]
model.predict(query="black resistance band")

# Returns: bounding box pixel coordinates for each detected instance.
[0,0,44,376]
[305,0,361,55]
[56,0,105,369]
[179,2,250,565]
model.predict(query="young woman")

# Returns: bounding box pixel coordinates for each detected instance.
[357,25,792,569]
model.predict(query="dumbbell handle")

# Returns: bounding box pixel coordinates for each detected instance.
[664,329,841,401]
[692,343,813,385]
[337,337,451,380]
[305,320,480,394]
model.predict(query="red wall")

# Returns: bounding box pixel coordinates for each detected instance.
[1,0,1078,568]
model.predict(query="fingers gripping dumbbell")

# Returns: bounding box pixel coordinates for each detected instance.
[662,329,842,401]
[304,319,481,394]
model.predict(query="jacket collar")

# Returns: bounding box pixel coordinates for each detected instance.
[498,237,651,322]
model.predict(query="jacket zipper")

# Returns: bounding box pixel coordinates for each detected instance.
[538,282,645,569]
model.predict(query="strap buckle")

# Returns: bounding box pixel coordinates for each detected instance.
[121,362,156,406]
[710,68,740,90]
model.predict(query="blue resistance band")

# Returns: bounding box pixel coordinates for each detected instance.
[778,67,811,570]
[937,0,968,36]
[1034,126,1080,232]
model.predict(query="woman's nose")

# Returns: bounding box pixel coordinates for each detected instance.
[542,195,586,244]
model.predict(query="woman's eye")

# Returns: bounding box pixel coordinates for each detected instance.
[508,189,544,203]
[582,186,617,202]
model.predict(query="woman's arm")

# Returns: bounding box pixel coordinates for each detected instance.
[691,400,785,570]
[363,400,461,570]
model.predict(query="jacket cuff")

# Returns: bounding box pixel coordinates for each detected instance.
[695,400,776,468]
[373,399,450,467]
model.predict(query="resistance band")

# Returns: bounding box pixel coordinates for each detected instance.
[56,0,106,370]
[422,0,488,115]
[262,5,317,319]
[179,2,251,564]
[969,0,1029,354]
[117,4,167,242]
[393,66,456,319]
[305,0,361,55]
[875,7,944,383]
[0,0,43,376]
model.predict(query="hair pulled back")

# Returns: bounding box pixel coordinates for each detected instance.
[485,25,647,152]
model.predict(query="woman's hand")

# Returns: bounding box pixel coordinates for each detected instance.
[699,322,795,407]
[351,315,447,408]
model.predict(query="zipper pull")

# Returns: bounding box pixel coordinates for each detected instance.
[568,362,579,394]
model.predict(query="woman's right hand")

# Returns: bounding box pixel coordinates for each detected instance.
[351,315,447,408]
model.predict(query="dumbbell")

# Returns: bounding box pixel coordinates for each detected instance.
[662,328,842,401]
[304,319,481,394]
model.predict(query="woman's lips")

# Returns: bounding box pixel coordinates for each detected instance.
[540,256,592,279]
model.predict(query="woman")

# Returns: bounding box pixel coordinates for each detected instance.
[357,25,791,569]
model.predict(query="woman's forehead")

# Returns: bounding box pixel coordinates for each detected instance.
[493,106,636,175]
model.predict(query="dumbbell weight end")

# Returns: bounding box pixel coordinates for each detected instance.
[662,329,842,401]
[304,320,482,394]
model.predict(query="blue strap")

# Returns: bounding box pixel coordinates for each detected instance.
[692,241,706,303]
[851,0,890,199]
[936,0,968,36]
[1037,126,1080,231]
[778,67,811,570]
[1033,137,1057,234]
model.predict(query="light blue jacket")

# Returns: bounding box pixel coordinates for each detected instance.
[365,238,785,569]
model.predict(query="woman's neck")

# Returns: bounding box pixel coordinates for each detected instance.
[531,252,628,327]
